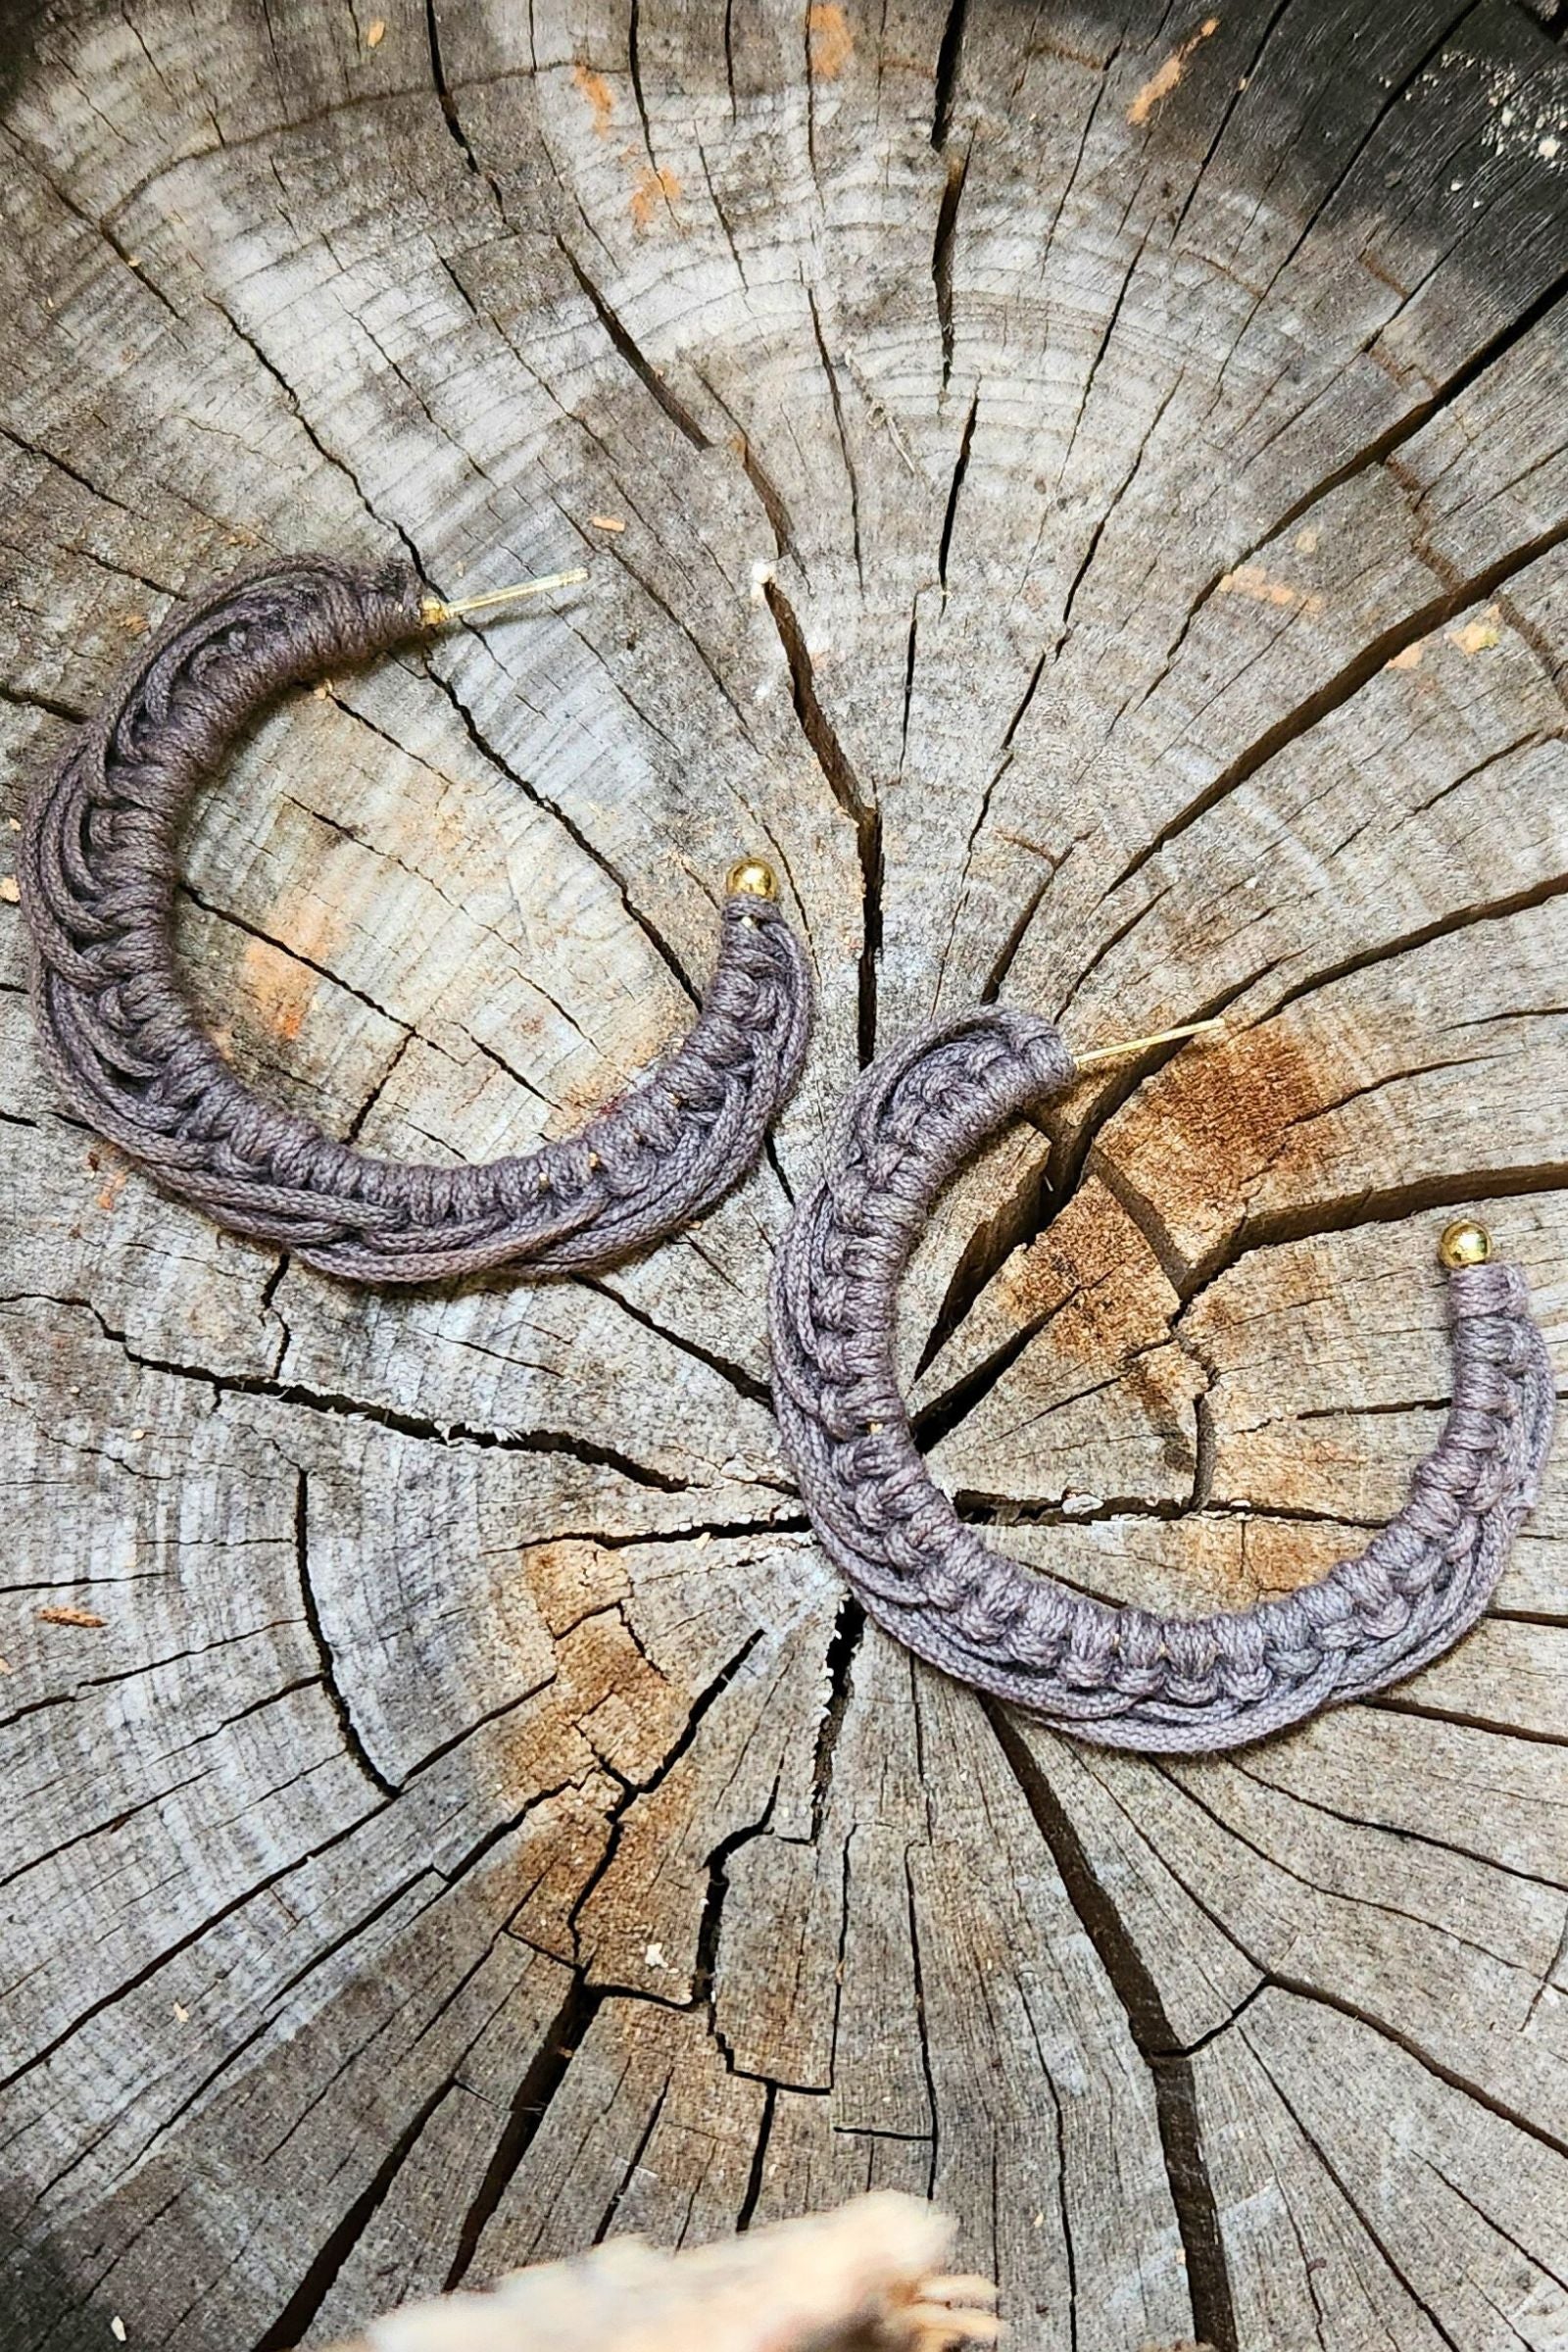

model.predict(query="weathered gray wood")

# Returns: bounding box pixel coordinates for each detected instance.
[2,3,1567,2349]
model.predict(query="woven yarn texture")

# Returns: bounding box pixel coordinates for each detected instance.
[20,557,812,1284]
[769,1005,1557,1753]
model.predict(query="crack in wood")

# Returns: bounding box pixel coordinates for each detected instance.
[763,576,881,1062]
[931,0,970,151]
[985,1705,1240,2352]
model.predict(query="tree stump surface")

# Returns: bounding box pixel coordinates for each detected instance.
[3,3,1568,2346]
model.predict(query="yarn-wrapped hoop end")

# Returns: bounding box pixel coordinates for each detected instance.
[769,1007,1556,1755]
[19,557,814,1284]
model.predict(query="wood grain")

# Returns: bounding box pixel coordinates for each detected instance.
[2,3,1566,2347]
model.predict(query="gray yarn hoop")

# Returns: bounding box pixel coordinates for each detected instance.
[20,557,812,1284]
[769,1004,1556,1754]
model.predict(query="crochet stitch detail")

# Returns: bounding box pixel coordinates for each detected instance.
[20,558,812,1284]
[769,1005,1555,1753]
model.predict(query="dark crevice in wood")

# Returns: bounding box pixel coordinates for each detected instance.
[763,577,881,1062]
[179,879,414,1036]
[0,1777,389,2105]
[931,145,969,390]
[1162,1756,1532,1978]
[956,1490,1367,1534]
[1054,877,1178,1039]
[722,0,739,117]
[0,677,86,727]
[558,1514,808,1556]
[557,239,710,454]
[1268,861,1568,1021]
[604,537,779,773]
[1111,1761,1568,2171]
[902,1852,941,2200]
[0,1776,200,1904]
[416,648,703,1011]
[948,1467,1198,1526]
[985,1705,1240,2352]
[259,1252,291,1373]
[1273,1936,1568,2160]
[252,2082,458,2350]
[1249,2039,1468,2352]
[567,1632,762,1968]
[1019,959,1266,1282]
[1197,1158,1568,1300]
[214,255,671,1086]
[900,599,920,762]
[202,287,431,589]
[1369,1689,1568,1751]
[762,1129,797,1209]
[251,1922,529,2349]
[63,1288,712,1492]
[1053,287,1191,660]
[931,0,969,148]
[735,2079,777,2229]
[423,0,474,172]
[694,1777,780,2016]
[1427,2136,1568,2297]
[980,862,1056,1005]
[0,1608,305,1740]
[292,1469,395,1798]
[912,1145,1058,1396]
[809,1594,863,1838]
[342,1032,416,1149]
[599,2079,670,2242]
[626,0,657,174]
[0,416,148,521]
[1168,0,1297,245]
[48,163,183,325]
[1232,1751,1568,1902]
[1189,1383,1217,1510]
[586,1273,771,1407]
[690,364,795,561]
[1111,513,1568,901]
[1252,266,1568,563]
[1145,263,1568,717]
[734,432,794,563]
[442,1972,601,2289]
[936,388,977,591]
[404,1686,564,1800]
[1177,1978,1268,2061]
[805,285,863,586]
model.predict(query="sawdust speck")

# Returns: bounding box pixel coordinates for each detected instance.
[629,165,681,228]
[1448,606,1502,655]
[808,3,854,79]
[572,62,614,135]
[1127,17,1219,125]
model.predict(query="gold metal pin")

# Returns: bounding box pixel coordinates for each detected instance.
[420,567,589,627]
[1075,1017,1224,1068]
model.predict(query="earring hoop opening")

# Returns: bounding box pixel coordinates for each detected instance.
[769,1004,1554,1753]
[20,557,812,1284]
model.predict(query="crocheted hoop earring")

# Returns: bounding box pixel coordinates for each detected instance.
[20,557,812,1284]
[769,1005,1556,1754]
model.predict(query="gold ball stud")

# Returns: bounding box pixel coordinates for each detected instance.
[1438,1218,1492,1271]
[726,858,778,901]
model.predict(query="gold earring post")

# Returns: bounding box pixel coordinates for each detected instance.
[1075,1017,1224,1068]
[420,567,589,628]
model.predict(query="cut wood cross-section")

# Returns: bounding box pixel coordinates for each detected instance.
[2,3,1568,2348]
